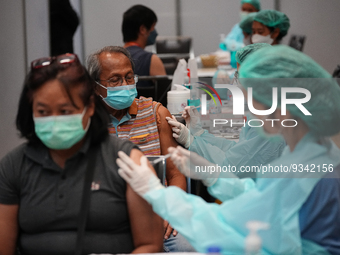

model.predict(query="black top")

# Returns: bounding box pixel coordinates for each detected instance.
[0,135,138,255]
[49,0,79,56]
[126,46,154,87]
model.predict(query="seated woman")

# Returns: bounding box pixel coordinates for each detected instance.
[0,53,163,254]
[251,9,290,45]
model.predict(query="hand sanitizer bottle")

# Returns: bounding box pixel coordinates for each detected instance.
[245,221,270,255]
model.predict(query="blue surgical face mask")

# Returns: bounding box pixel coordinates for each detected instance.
[97,83,137,110]
[146,29,158,46]
[33,108,90,150]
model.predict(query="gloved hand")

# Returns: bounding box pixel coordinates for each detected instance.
[166,116,193,148]
[168,146,220,187]
[117,151,164,196]
[182,106,204,137]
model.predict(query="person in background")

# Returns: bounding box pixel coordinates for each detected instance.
[117,46,340,254]
[331,65,340,148]
[333,65,340,80]
[167,43,286,201]
[220,0,261,51]
[87,46,195,252]
[49,0,79,56]
[252,9,290,45]
[122,4,166,87]
[0,53,163,254]
[239,12,257,45]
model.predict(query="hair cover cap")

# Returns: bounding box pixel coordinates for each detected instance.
[236,43,271,65]
[239,45,340,136]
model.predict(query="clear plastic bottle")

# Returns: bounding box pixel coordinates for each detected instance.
[186,69,201,110]
[230,50,237,69]
[209,94,222,114]
[212,65,231,101]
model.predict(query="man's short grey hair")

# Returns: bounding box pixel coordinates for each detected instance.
[86,46,135,81]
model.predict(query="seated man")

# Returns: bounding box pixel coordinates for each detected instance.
[122,4,166,87]
[87,46,194,252]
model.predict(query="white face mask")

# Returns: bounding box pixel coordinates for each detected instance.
[243,36,252,46]
[240,11,250,20]
[252,34,274,45]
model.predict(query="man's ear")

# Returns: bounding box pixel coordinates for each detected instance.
[94,84,100,95]
[272,28,280,40]
[139,25,148,36]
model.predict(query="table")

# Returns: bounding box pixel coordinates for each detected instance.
[197,68,217,78]
[197,67,236,78]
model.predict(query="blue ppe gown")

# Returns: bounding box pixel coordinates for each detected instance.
[144,133,340,254]
[299,168,340,255]
[189,124,286,202]
[220,24,245,52]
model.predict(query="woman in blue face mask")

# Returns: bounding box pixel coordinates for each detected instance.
[0,53,163,254]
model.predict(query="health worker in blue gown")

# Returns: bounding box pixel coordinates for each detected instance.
[117,46,340,255]
[220,0,261,51]
[167,43,287,201]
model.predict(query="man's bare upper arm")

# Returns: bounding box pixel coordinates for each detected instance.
[155,105,187,190]
[149,54,166,76]
[126,149,163,253]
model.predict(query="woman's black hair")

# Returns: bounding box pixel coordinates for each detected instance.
[267,26,284,41]
[16,60,110,145]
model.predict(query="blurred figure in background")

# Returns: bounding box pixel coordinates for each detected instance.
[49,0,79,56]
[332,65,340,148]
[220,0,261,51]
[333,65,340,80]
[122,5,166,88]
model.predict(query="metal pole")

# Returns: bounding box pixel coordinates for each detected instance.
[22,0,28,74]
[274,0,281,11]
[175,0,182,36]
[79,0,86,64]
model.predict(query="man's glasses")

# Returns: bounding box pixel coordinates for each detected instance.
[99,74,138,87]
[31,53,79,70]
